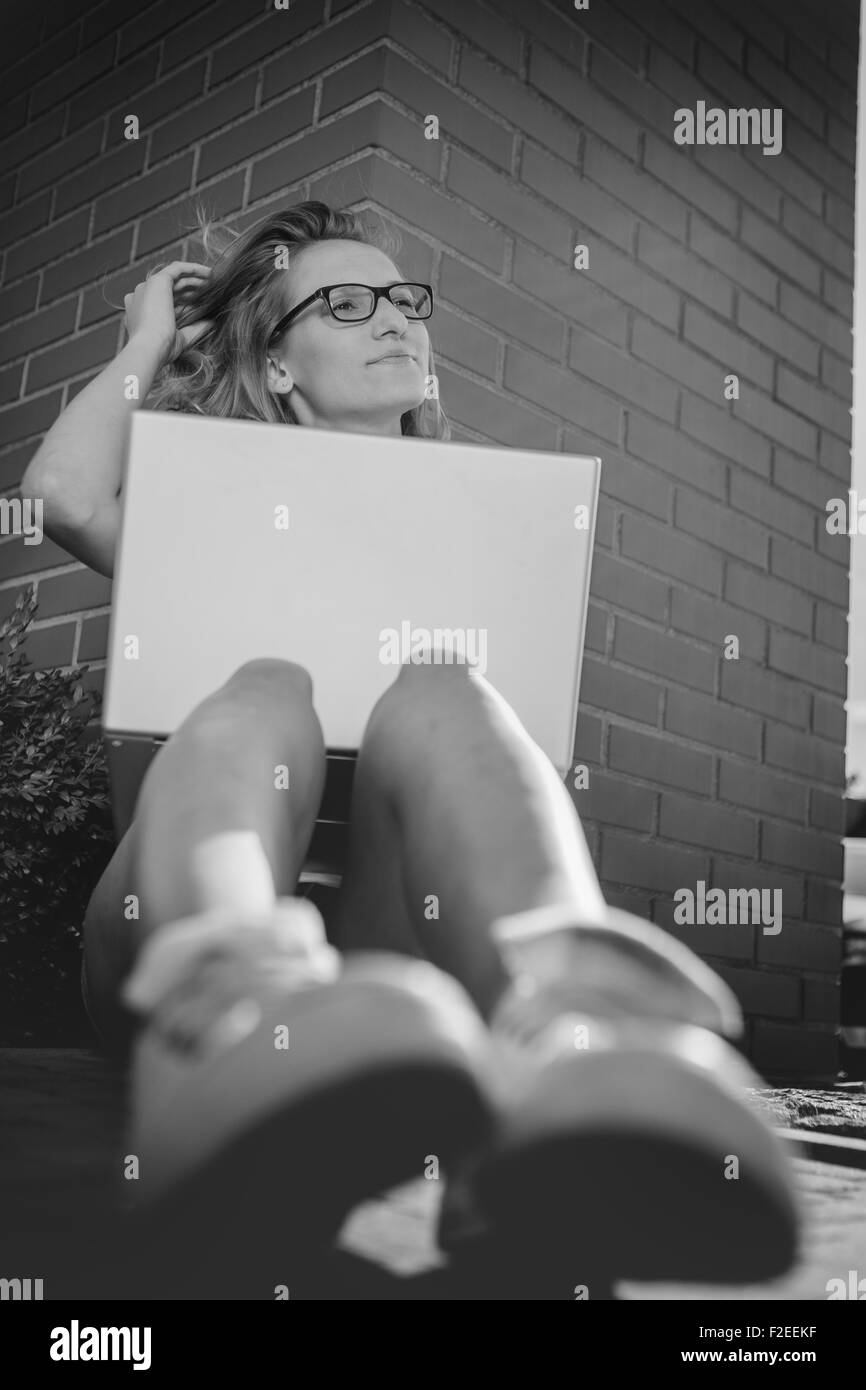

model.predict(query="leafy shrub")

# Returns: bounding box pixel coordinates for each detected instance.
[0,585,115,1043]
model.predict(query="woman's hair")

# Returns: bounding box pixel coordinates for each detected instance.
[144,199,450,439]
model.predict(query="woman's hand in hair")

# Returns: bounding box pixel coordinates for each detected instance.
[124,261,215,363]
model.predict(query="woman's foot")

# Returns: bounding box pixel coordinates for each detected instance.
[438,904,800,1288]
[119,897,499,1298]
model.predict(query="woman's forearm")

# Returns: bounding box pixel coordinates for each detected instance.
[21,330,170,510]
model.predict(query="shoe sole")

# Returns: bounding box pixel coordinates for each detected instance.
[470,1038,800,1286]
[123,967,498,1298]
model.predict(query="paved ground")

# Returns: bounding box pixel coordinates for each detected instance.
[1,1050,864,1300]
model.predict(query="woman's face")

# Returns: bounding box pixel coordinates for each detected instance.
[265,240,431,435]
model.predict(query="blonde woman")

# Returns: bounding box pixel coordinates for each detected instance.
[23,201,799,1294]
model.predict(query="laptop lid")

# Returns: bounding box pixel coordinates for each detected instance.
[104,411,600,777]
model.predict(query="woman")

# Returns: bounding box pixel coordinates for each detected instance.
[22,200,799,1295]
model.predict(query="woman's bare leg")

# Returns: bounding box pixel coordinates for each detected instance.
[330,661,607,1021]
[82,658,327,1054]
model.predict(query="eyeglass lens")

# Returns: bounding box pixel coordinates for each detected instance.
[327,284,431,320]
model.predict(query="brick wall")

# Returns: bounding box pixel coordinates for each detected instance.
[0,0,858,1079]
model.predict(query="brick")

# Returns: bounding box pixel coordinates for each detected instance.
[777,365,851,439]
[674,487,767,568]
[0,275,35,327]
[682,304,774,393]
[637,224,733,318]
[136,172,245,258]
[342,155,508,274]
[458,48,577,162]
[512,243,628,348]
[439,256,562,359]
[601,829,709,895]
[117,0,214,62]
[0,391,63,450]
[821,349,853,401]
[620,512,722,596]
[0,443,35,492]
[818,431,853,481]
[81,0,142,48]
[814,602,847,652]
[575,769,655,833]
[531,131,641,237]
[752,1023,838,1082]
[803,977,839,1025]
[633,318,732,405]
[660,790,756,857]
[773,451,842,514]
[720,660,809,728]
[34,567,112,618]
[41,230,134,306]
[736,293,819,377]
[30,35,116,119]
[688,217,776,307]
[448,149,572,259]
[435,364,557,449]
[609,0,693,67]
[67,49,161,136]
[770,536,848,607]
[681,396,772,476]
[784,119,854,207]
[768,629,846,697]
[609,724,712,795]
[824,196,856,246]
[340,50,513,169]
[78,612,109,661]
[758,922,842,974]
[419,0,520,70]
[489,0,585,67]
[427,305,497,379]
[3,28,85,106]
[781,198,854,281]
[527,45,640,160]
[567,440,669,522]
[714,965,800,1021]
[54,143,147,221]
[585,601,608,653]
[5,210,90,283]
[199,88,315,183]
[583,138,686,242]
[613,615,716,692]
[93,155,194,237]
[201,0,322,83]
[719,760,809,825]
[764,723,845,786]
[79,242,186,328]
[729,469,814,548]
[712,857,804,918]
[0,192,52,257]
[18,121,103,202]
[590,551,667,622]
[671,588,765,664]
[106,62,208,148]
[0,301,77,369]
[663,0,743,65]
[0,364,23,406]
[579,655,661,725]
[569,330,677,423]
[643,133,738,234]
[150,73,257,165]
[504,344,620,442]
[827,36,859,90]
[26,324,118,393]
[659,903,755,964]
[810,788,846,835]
[580,236,682,331]
[745,47,824,137]
[780,285,853,362]
[588,47,672,141]
[626,412,726,499]
[762,821,843,880]
[805,874,844,925]
[262,0,387,101]
[665,686,762,759]
[574,711,602,768]
[19,620,76,669]
[574,0,644,71]
[812,693,845,744]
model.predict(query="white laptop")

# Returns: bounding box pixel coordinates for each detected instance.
[103,411,601,890]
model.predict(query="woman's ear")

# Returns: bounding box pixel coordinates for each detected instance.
[266,351,294,396]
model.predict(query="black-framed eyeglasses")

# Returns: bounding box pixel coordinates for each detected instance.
[268,282,433,343]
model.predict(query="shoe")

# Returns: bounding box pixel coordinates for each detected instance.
[118,897,499,1297]
[438,904,800,1287]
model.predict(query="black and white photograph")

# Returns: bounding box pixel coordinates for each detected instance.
[0,0,864,1334]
